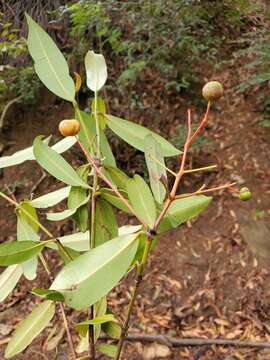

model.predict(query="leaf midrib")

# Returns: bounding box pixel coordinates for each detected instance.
[33,23,72,101]
[55,235,137,290]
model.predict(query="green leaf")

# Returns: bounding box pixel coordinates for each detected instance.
[46,225,141,253]
[17,214,39,280]
[68,165,90,232]
[85,50,107,92]
[47,232,90,252]
[33,136,89,188]
[104,166,129,189]
[0,265,22,303]
[31,288,64,301]
[0,241,45,266]
[159,195,212,233]
[101,321,121,340]
[17,201,39,232]
[97,343,117,358]
[75,314,116,337]
[50,233,139,309]
[74,205,89,233]
[30,186,71,208]
[94,297,107,343]
[26,14,75,101]
[127,175,157,228]
[58,246,81,265]
[5,300,55,358]
[46,195,89,221]
[144,134,167,203]
[76,111,116,167]
[95,199,118,246]
[0,137,76,169]
[105,114,180,157]
[100,188,131,213]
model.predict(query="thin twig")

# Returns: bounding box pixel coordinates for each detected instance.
[38,248,76,359]
[103,333,270,349]
[174,182,238,200]
[0,191,73,261]
[184,164,217,174]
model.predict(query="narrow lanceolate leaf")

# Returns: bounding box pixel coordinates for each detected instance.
[102,320,121,340]
[85,50,107,92]
[31,288,64,302]
[75,314,116,337]
[127,175,157,228]
[144,134,167,204]
[33,136,89,188]
[76,110,116,167]
[105,114,180,157]
[17,215,39,280]
[94,296,107,343]
[46,225,141,253]
[97,344,117,358]
[17,201,39,232]
[0,241,45,266]
[100,188,131,213]
[68,164,90,232]
[30,186,71,208]
[47,195,89,221]
[0,265,22,302]
[26,14,75,101]
[104,166,129,189]
[50,233,139,309]
[0,137,76,169]
[159,195,212,233]
[5,300,55,358]
[95,199,118,247]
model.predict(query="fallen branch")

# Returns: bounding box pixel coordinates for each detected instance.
[101,333,270,349]
[0,96,22,131]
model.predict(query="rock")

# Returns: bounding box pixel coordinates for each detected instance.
[143,343,171,359]
[237,209,270,258]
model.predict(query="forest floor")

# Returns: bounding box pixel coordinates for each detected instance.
[0,62,270,360]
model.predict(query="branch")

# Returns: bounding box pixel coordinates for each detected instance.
[103,333,270,349]
[76,139,148,228]
[0,96,22,131]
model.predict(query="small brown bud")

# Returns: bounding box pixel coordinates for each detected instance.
[59,119,80,137]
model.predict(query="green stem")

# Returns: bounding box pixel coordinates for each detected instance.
[73,100,98,359]
[94,91,101,158]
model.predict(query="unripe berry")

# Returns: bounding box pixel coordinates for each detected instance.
[239,187,252,201]
[59,119,80,137]
[202,81,224,101]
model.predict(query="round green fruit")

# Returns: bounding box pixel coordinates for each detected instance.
[239,187,252,201]
[202,81,224,101]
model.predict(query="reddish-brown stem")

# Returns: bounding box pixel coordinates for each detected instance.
[76,139,148,228]
[154,105,205,231]
[175,182,238,200]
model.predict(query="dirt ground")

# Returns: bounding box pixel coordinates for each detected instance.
[0,63,270,360]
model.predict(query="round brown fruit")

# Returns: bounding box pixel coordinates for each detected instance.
[59,119,80,137]
[202,81,224,101]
